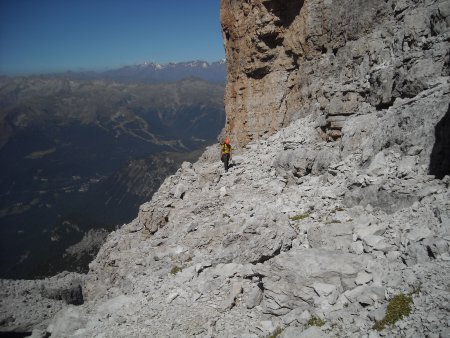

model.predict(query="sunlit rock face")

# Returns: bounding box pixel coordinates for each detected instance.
[221,0,450,148]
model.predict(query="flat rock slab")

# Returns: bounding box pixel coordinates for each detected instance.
[281,326,331,338]
[254,248,373,315]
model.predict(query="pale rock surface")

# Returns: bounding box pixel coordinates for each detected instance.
[0,272,85,332]
[284,326,331,338]
[355,272,373,286]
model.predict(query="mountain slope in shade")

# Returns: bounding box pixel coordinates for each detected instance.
[0,76,225,279]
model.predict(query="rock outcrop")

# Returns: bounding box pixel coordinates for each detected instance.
[1,0,450,337]
[0,272,84,334]
[221,0,450,148]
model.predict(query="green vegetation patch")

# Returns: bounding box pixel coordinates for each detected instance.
[306,316,325,328]
[373,293,413,331]
[289,213,310,221]
[170,265,183,275]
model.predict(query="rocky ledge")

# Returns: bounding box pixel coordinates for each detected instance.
[0,272,84,336]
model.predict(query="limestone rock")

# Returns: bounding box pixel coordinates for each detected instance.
[363,235,391,253]
[355,272,373,286]
[308,222,354,251]
[255,248,371,315]
[281,326,330,338]
[172,183,187,199]
[0,272,85,332]
[46,306,88,338]
[344,286,386,306]
[137,201,169,234]
[351,241,365,255]
[282,308,311,325]
[246,284,263,309]
[224,282,243,310]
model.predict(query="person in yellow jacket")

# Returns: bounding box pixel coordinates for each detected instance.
[221,137,232,172]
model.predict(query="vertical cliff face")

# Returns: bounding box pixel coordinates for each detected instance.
[221,0,450,147]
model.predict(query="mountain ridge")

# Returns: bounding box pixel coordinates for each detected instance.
[12,60,228,84]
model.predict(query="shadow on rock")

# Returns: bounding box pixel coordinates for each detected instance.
[429,102,450,179]
[262,0,305,27]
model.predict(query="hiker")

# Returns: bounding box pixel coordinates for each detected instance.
[221,137,232,172]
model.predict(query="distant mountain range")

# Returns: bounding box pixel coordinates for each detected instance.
[45,60,227,84]
[0,63,225,278]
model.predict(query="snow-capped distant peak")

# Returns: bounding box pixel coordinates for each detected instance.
[101,60,226,83]
[135,60,226,70]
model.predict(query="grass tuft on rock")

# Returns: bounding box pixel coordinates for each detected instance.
[373,293,412,331]
[289,213,310,221]
[306,316,325,328]
[170,265,182,275]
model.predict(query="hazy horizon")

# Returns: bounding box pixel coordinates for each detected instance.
[0,58,226,77]
[0,0,225,76]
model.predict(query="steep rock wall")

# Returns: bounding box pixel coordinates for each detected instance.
[221,0,450,147]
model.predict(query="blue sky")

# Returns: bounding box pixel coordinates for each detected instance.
[0,0,225,75]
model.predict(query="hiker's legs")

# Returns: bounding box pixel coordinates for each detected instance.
[224,154,229,172]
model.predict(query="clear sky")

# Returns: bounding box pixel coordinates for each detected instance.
[0,0,225,75]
